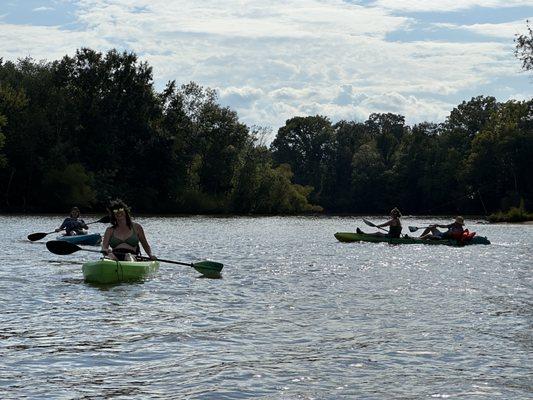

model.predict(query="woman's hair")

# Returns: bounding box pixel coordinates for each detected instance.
[107,199,133,228]
[390,207,402,217]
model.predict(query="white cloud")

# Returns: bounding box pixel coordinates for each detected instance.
[436,19,533,39]
[372,0,533,12]
[218,86,264,108]
[0,23,111,61]
[33,7,54,12]
[0,0,530,137]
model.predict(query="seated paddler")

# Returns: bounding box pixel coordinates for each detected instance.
[101,199,156,261]
[357,207,403,238]
[56,206,88,236]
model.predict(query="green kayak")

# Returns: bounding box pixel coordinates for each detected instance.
[82,258,160,284]
[334,232,490,246]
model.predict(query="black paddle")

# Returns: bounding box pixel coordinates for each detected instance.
[362,218,388,232]
[28,215,111,242]
[45,240,223,278]
[408,225,434,232]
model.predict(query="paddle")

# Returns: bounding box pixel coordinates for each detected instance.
[408,225,433,232]
[362,218,388,232]
[136,256,223,278]
[28,215,110,242]
[45,240,223,278]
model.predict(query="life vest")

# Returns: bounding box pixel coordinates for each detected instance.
[458,229,476,245]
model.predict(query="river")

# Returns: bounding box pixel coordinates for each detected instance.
[0,215,531,399]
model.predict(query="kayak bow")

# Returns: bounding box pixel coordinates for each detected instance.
[82,258,160,284]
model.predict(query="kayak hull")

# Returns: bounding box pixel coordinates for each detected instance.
[56,233,102,246]
[334,232,490,246]
[82,258,160,284]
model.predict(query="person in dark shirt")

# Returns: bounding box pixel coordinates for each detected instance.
[356,208,403,238]
[419,216,465,240]
[56,206,88,236]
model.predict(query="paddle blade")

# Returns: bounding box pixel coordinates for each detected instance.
[408,226,419,232]
[192,261,224,278]
[28,232,49,241]
[362,218,377,227]
[96,215,111,224]
[46,240,81,255]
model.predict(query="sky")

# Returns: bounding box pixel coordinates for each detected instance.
[1,0,532,140]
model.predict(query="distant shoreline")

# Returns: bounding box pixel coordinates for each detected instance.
[2,212,531,223]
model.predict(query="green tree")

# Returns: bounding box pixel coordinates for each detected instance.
[365,113,407,166]
[319,120,369,211]
[253,164,322,214]
[350,142,388,212]
[42,163,97,209]
[0,58,59,210]
[391,122,440,212]
[52,48,165,210]
[515,20,533,72]
[465,100,533,211]
[270,115,334,201]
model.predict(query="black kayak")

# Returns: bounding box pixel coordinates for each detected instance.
[334,232,490,246]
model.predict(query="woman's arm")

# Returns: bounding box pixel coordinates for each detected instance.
[101,227,113,257]
[135,223,155,259]
[378,219,394,228]
[56,218,68,232]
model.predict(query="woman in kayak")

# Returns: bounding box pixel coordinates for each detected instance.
[356,207,402,238]
[418,216,465,240]
[55,206,89,236]
[101,199,156,261]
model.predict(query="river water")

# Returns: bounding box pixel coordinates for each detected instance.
[0,215,531,399]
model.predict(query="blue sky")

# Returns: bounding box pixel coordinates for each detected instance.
[1,0,532,140]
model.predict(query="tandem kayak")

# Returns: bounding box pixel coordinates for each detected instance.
[334,232,490,246]
[56,233,102,246]
[82,258,160,284]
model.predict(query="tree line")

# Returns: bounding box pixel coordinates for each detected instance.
[0,46,531,215]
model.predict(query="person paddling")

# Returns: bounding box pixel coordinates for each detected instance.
[357,208,403,238]
[55,206,89,236]
[418,216,465,240]
[101,199,156,261]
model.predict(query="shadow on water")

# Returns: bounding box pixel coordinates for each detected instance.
[197,273,223,279]
[60,278,86,285]
[46,260,84,266]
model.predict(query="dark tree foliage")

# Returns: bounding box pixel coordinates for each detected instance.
[0,50,531,215]
[515,20,533,72]
[0,50,318,214]
[270,115,335,202]
[270,98,532,214]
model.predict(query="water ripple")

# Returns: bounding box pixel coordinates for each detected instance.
[0,215,531,399]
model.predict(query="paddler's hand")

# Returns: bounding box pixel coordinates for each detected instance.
[148,254,157,260]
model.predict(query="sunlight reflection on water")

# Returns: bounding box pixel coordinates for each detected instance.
[0,215,531,399]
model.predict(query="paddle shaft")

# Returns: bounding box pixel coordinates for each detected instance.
[363,219,388,232]
[137,255,191,267]
[409,225,436,232]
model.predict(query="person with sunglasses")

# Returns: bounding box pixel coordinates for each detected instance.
[101,199,156,261]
